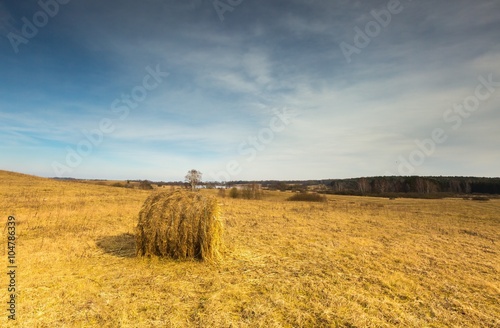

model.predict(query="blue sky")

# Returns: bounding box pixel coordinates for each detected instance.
[1,0,499,181]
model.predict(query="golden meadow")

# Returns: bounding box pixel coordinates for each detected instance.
[0,170,498,327]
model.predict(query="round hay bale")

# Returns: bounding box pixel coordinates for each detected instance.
[136,190,223,261]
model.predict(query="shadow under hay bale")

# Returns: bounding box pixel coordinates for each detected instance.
[136,190,223,262]
[96,233,136,258]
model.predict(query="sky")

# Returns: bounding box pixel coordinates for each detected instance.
[0,0,499,182]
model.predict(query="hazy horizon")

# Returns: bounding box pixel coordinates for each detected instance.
[3,169,500,184]
[1,0,499,181]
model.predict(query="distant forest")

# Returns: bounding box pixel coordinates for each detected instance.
[226,176,500,196]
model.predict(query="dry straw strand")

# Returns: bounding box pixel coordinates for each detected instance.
[136,190,223,262]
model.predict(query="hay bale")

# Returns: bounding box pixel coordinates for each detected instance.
[136,190,223,261]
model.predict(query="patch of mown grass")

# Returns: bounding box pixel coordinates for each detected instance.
[471,196,490,201]
[287,192,327,202]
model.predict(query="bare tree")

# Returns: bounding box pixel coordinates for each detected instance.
[415,177,426,194]
[332,181,344,192]
[375,179,388,193]
[185,169,202,191]
[358,178,370,194]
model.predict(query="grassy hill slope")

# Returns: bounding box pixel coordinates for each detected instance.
[0,170,498,327]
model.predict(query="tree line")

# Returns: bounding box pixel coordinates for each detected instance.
[328,176,500,195]
[237,176,500,196]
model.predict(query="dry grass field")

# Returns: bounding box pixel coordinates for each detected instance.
[0,170,499,327]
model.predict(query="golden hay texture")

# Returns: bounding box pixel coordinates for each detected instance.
[1,170,499,326]
[136,189,223,261]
